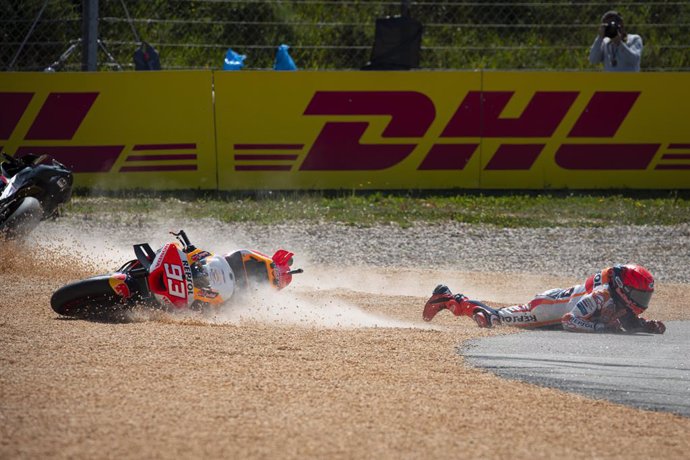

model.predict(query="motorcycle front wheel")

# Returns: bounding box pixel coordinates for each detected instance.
[51,275,130,321]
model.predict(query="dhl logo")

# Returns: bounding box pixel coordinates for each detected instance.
[0,91,198,173]
[234,91,690,172]
[2,90,689,175]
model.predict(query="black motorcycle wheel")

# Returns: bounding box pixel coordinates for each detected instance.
[0,196,43,239]
[51,275,129,321]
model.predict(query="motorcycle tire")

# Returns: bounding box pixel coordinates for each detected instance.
[51,275,130,321]
[0,196,43,239]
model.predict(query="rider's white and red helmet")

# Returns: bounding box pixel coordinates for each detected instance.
[611,264,654,315]
[197,255,235,301]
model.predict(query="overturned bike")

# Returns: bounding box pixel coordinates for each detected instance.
[51,230,303,320]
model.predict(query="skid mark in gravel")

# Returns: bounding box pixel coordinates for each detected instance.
[127,288,436,330]
[298,265,565,304]
[222,289,436,329]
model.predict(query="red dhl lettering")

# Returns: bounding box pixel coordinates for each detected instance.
[1,92,198,173]
[441,90,579,138]
[293,90,656,171]
[1,89,683,174]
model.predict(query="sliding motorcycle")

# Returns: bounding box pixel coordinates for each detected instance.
[51,230,303,320]
[0,152,73,239]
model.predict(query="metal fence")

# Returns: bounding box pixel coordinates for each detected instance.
[2,0,690,72]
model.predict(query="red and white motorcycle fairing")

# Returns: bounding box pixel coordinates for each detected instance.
[270,249,295,290]
[147,243,194,310]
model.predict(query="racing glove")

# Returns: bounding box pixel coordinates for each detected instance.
[641,319,666,334]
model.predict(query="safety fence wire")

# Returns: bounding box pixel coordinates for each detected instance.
[2,1,689,71]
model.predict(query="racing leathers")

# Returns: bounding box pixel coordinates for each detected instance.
[423,267,665,334]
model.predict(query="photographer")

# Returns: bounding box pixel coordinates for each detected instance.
[589,11,642,71]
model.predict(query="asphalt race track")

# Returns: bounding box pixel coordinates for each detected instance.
[463,321,690,417]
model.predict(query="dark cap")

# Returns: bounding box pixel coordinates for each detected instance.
[602,10,623,23]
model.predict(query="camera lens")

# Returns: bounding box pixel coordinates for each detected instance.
[604,21,619,38]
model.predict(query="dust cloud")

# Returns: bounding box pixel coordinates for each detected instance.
[17,219,434,330]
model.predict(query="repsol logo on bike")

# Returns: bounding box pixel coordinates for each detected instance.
[232,90,686,172]
[0,92,198,174]
[182,260,194,297]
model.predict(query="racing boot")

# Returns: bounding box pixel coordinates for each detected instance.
[423,284,475,321]
[470,303,502,328]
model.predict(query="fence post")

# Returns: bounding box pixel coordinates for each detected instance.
[82,0,99,71]
[401,0,411,16]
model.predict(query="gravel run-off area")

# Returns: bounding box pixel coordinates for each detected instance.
[1,216,689,459]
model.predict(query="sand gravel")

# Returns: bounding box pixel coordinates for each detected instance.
[1,218,689,459]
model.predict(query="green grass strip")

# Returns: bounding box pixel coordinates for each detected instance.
[65,191,690,228]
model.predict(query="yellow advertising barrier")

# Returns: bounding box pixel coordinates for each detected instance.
[0,71,216,190]
[479,72,690,189]
[214,71,483,190]
[215,71,690,190]
[2,71,688,190]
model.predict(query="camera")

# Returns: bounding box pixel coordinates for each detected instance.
[604,20,620,38]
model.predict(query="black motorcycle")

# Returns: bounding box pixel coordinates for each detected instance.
[0,152,73,239]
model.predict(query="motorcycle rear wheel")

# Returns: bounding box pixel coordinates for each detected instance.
[0,196,43,239]
[51,275,130,321]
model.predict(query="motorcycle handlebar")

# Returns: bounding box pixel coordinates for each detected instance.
[170,230,194,250]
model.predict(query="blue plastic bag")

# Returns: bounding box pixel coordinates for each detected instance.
[223,48,246,70]
[273,44,297,71]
